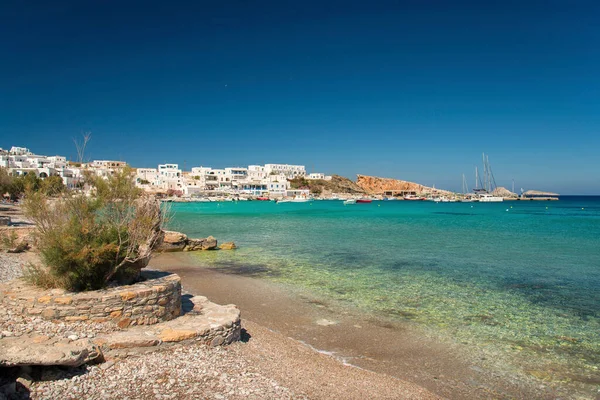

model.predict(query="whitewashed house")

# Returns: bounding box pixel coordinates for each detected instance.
[264,164,306,179]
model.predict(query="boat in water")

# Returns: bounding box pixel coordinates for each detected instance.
[356,199,373,203]
[403,195,425,201]
[256,197,270,201]
[343,199,357,205]
[478,193,504,202]
[277,196,311,203]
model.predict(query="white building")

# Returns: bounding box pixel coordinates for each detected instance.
[90,160,127,169]
[157,164,182,191]
[264,164,306,179]
[0,146,84,189]
[306,173,332,181]
[9,147,32,156]
[135,168,159,189]
[247,165,268,180]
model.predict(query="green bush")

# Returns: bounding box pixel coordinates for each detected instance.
[41,175,65,196]
[23,168,164,291]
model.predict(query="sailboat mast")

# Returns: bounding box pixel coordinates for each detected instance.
[475,167,479,189]
[482,153,488,192]
[486,155,490,191]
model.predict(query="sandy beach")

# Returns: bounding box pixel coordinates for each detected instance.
[149,252,561,400]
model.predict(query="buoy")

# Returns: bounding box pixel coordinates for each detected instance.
[506,209,509,212]
[546,207,548,209]
[378,204,381,207]
[582,208,584,210]
[510,206,513,209]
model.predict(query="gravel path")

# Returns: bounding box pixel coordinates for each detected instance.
[0,252,25,282]
[29,345,303,400]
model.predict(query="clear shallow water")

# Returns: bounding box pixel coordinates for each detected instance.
[167,197,600,389]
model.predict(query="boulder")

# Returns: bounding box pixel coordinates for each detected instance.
[184,238,206,252]
[184,236,218,251]
[219,242,237,250]
[202,236,218,250]
[157,230,188,252]
[156,231,218,252]
[0,217,10,226]
[0,336,102,367]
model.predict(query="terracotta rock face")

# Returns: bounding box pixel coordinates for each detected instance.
[355,174,452,195]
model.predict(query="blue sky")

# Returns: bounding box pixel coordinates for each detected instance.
[1,1,599,193]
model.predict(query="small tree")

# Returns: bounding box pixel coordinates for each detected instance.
[0,168,12,198]
[23,167,165,291]
[41,175,65,196]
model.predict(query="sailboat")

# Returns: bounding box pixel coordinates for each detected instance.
[474,153,503,202]
[460,173,475,202]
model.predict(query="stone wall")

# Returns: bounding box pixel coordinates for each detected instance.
[0,272,181,328]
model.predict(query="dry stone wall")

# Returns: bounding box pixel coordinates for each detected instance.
[0,272,182,328]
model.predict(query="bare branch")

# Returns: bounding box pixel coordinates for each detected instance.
[73,132,92,164]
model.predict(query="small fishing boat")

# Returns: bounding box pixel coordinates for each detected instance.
[277,196,310,203]
[343,199,357,205]
[403,195,424,201]
[356,199,372,203]
[256,197,270,201]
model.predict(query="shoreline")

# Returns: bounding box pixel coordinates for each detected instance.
[149,252,563,400]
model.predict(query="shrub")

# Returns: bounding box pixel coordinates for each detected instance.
[0,230,18,250]
[22,168,165,291]
[41,175,65,196]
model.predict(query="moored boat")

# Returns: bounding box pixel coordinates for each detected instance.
[343,199,357,205]
[356,199,372,203]
[403,195,425,201]
[478,193,504,202]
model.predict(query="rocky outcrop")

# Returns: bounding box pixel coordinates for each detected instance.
[356,175,452,195]
[157,231,218,252]
[290,175,365,195]
[184,236,217,251]
[159,231,188,252]
[491,187,517,198]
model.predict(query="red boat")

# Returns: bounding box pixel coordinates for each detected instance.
[256,197,270,201]
[356,199,372,203]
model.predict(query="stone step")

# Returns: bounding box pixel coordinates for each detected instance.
[0,296,241,368]
[93,296,241,351]
[0,335,102,367]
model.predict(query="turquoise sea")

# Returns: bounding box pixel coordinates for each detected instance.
[167,197,599,393]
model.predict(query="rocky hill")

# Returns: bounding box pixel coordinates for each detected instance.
[355,175,452,195]
[289,175,365,195]
[491,187,517,198]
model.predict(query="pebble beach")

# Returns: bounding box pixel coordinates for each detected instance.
[0,249,438,400]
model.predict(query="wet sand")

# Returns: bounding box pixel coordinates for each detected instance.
[150,252,561,400]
